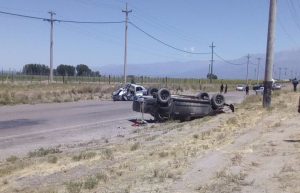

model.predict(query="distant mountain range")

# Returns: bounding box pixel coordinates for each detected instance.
[98,49,300,80]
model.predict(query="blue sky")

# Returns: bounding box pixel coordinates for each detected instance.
[0,0,299,72]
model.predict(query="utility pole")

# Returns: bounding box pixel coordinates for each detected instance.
[209,42,215,83]
[208,63,211,79]
[257,57,261,85]
[246,54,250,85]
[284,67,287,80]
[122,3,132,84]
[279,67,282,80]
[263,0,277,108]
[48,11,56,83]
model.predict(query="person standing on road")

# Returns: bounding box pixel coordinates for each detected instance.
[220,83,224,93]
[224,84,228,94]
[292,78,299,92]
[245,85,249,95]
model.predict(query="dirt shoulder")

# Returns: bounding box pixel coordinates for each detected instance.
[0,91,299,193]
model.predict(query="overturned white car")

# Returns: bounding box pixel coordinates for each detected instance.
[112,84,148,101]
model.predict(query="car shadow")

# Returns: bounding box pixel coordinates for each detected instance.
[283,139,300,143]
[128,119,156,124]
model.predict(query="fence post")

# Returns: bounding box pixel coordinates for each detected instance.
[298,96,300,113]
[165,76,168,87]
[109,75,111,85]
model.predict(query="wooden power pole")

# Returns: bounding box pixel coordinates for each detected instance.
[122,3,132,84]
[263,0,277,108]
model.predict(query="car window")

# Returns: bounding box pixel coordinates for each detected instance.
[136,87,143,92]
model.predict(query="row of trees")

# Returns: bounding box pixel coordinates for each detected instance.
[22,64,218,79]
[22,64,100,76]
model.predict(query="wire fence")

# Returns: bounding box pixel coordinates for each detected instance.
[0,72,250,89]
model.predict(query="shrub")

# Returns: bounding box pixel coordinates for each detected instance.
[84,176,98,190]
[28,147,61,157]
[47,155,58,164]
[130,142,140,151]
[72,151,96,161]
[65,181,82,193]
[96,171,109,183]
[6,155,18,163]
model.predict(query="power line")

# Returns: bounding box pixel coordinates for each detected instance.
[129,21,210,55]
[0,9,211,56]
[286,0,300,32]
[214,52,246,66]
[56,19,124,24]
[277,16,298,46]
[0,10,47,20]
[0,10,124,24]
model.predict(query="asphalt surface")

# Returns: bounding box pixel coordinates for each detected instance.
[0,92,245,159]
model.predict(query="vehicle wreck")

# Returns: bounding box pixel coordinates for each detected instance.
[132,88,234,122]
[112,84,148,101]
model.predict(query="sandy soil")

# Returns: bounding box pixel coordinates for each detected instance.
[0,90,299,193]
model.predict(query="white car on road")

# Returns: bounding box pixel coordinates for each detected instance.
[236,84,246,91]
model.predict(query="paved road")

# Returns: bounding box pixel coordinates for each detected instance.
[0,100,150,158]
[0,92,245,159]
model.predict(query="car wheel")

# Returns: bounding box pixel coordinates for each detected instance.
[211,94,225,109]
[196,92,209,100]
[149,88,159,96]
[157,88,171,103]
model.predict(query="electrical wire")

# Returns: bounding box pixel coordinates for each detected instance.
[278,16,298,46]
[0,10,47,20]
[56,19,124,24]
[214,52,246,66]
[286,0,300,32]
[0,10,125,24]
[129,21,210,55]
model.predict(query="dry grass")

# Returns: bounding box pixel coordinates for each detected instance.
[72,151,96,161]
[0,82,117,105]
[197,169,254,193]
[28,147,61,157]
[130,142,141,151]
[231,153,243,165]
[6,155,18,163]
[47,155,58,164]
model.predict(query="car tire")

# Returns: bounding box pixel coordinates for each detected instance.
[196,92,210,100]
[211,94,225,109]
[149,88,159,96]
[157,88,171,103]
